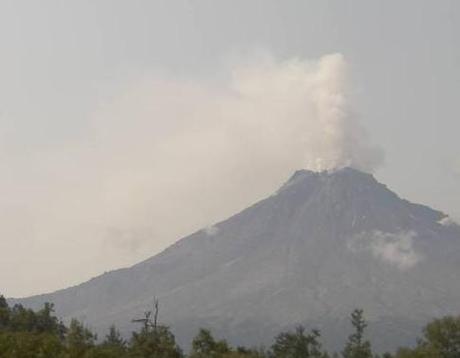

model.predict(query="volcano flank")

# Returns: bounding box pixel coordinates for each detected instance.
[13,168,460,352]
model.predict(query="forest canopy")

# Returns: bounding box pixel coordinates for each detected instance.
[0,295,459,358]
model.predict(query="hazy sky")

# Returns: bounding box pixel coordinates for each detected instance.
[1,0,459,297]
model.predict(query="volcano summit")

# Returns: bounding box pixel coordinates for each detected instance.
[13,168,460,352]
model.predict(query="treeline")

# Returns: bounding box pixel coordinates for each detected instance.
[1,295,459,358]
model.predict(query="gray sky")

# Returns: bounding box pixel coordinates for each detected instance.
[1,0,459,298]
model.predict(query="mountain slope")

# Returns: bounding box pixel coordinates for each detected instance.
[12,168,460,352]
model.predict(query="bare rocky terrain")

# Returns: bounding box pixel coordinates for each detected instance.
[12,168,460,352]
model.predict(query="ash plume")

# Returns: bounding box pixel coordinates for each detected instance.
[230,53,384,172]
[0,53,384,295]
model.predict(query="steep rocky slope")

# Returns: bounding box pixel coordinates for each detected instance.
[13,168,460,352]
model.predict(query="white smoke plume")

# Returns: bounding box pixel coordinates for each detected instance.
[230,53,384,172]
[349,230,422,269]
[0,53,384,296]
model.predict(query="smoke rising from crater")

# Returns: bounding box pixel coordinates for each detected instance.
[229,53,384,172]
[93,53,383,177]
[0,53,384,296]
[85,52,384,251]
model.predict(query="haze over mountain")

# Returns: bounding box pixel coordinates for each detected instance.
[12,167,460,352]
[2,0,460,302]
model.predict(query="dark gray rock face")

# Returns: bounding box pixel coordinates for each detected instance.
[12,168,460,353]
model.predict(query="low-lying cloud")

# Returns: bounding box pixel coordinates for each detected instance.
[349,230,422,269]
[438,216,458,227]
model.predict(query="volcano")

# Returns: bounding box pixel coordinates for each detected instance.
[13,168,460,352]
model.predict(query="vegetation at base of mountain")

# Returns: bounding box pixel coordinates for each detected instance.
[342,309,372,358]
[1,294,459,358]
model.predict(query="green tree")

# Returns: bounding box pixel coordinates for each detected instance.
[86,344,126,358]
[0,295,10,330]
[129,325,182,358]
[129,300,182,358]
[104,325,126,348]
[35,302,67,338]
[190,328,231,358]
[420,316,460,358]
[271,326,328,358]
[233,346,267,358]
[9,304,37,332]
[395,346,443,358]
[394,316,460,358]
[83,324,127,357]
[66,318,96,358]
[342,309,372,358]
[0,331,65,358]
